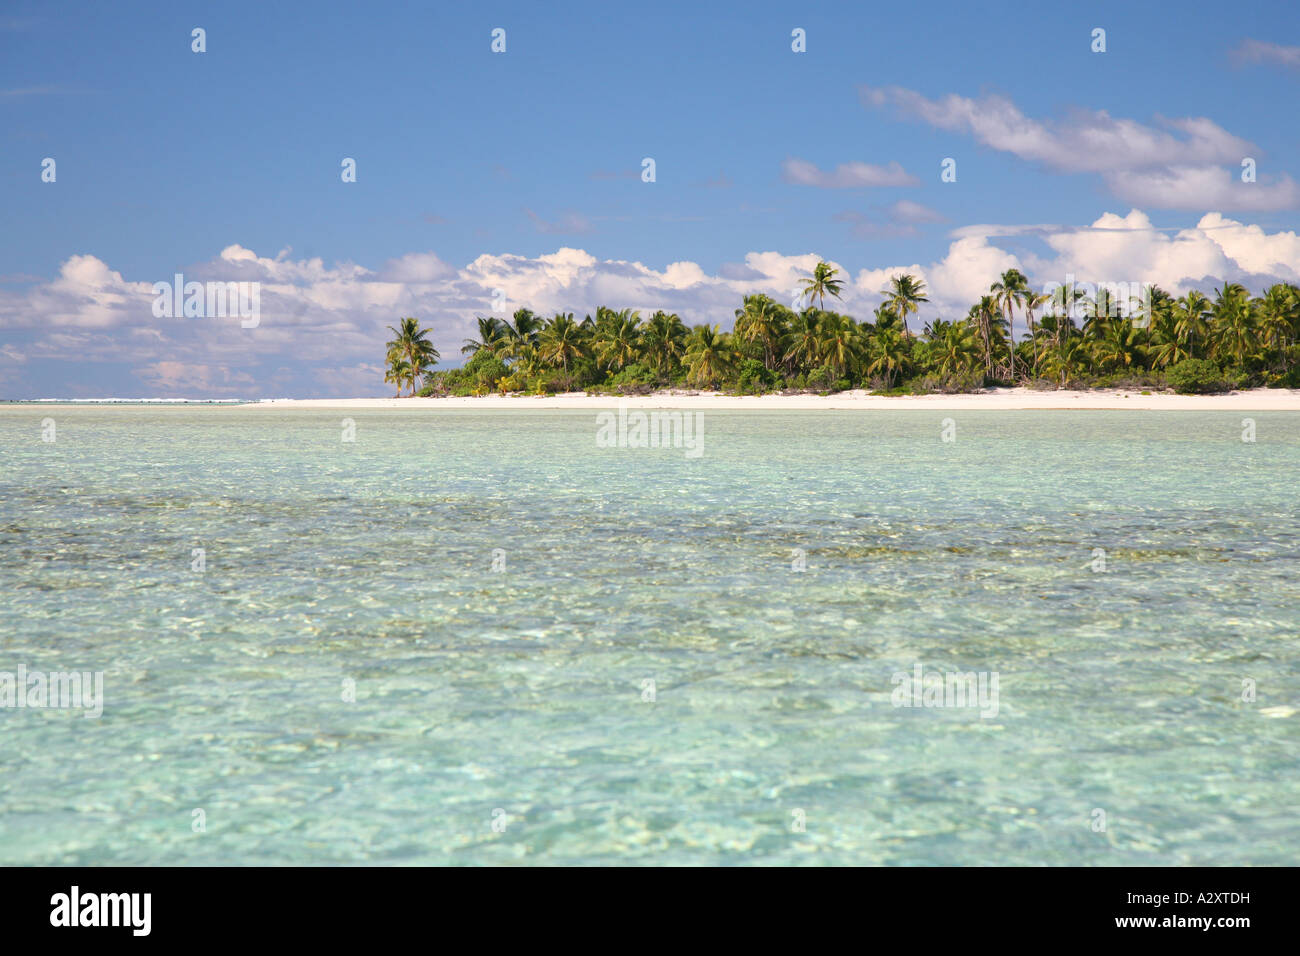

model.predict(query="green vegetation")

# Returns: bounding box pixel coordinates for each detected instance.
[387,264,1300,396]
[384,317,439,396]
[1166,358,1227,394]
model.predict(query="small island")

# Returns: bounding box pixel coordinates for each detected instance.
[379,265,1300,401]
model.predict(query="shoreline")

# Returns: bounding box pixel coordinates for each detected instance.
[242,387,1300,411]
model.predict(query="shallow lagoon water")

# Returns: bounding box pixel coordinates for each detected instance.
[1,407,1296,865]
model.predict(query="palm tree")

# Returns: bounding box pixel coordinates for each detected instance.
[883,274,928,340]
[684,325,735,387]
[866,327,909,388]
[1212,284,1257,368]
[595,309,643,372]
[817,313,861,379]
[1021,288,1048,379]
[1257,284,1297,355]
[462,316,507,356]
[971,295,1003,379]
[925,319,981,377]
[1042,335,1087,386]
[385,317,439,396]
[1085,289,1119,339]
[1091,318,1145,372]
[1046,282,1086,358]
[537,313,585,372]
[802,261,845,312]
[642,311,688,379]
[990,269,1027,380]
[784,310,823,371]
[734,294,788,371]
[499,308,541,363]
[1173,291,1211,360]
[384,359,411,398]
[1147,308,1188,369]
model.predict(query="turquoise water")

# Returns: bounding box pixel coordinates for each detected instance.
[1,407,1296,865]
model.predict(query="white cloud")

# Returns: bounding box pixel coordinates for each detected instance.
[524,209,596,234]
[888,200,947,225]
[1106,165,1300,211]
[1232,39,1300,69]
[860,85,1295,211]
[2,218,1297,395]
[781,158,918,188]
[861,86,1252,174]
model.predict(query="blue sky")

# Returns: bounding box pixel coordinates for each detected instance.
[2,0,1299,397]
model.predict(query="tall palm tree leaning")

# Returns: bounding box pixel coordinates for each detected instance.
[883,274,929,340]
[802,261,845,313]
[990,269,1028,381]
[385,317,439,397]
[1021,288,1048,379]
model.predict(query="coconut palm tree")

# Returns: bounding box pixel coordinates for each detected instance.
[537,313,585,372]
[1042,335,1087,386]
[802,261,845,312]
[990,269,1027,380]
[385,317,439,396]
[733,294,788,371]
[784,310,823,371]
[971,295,1003,379]
[1256,284,1298,354]
[642,310,688,379]
[684,325,735,387]
[384,359,411,398]
[1212,284,1257,368]
[595,309,643,372]
[866,327,909,389]
[925,319,981,377]
[1085,289,1119,339]
[1173,291,1211,360]
[1021,288,1048,378]
[883,274,928,340]
[817,313,861,379]
[499,308,541,360]
[1091,317,1145,372]
[1147,307,1188,369]
[462,316,507,356]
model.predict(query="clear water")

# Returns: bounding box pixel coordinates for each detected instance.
[1,407,1296,865]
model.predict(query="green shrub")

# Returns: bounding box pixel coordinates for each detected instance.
[1166,359,1227,394]
[464,351,509,388]
[1269,365,1300,389]
[908,371,984,394]
[735,359,777,394]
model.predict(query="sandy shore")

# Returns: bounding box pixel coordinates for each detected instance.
[244,387,1300,411]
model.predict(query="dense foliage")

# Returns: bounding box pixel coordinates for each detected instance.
[384,264,1300,396]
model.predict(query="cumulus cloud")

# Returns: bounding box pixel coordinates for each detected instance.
[1106,165,1300,211]
[781,158,918,188]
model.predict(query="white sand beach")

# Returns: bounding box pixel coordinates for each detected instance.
[245,387,1300,411]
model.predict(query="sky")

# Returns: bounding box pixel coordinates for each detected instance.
[2,0,1299,398]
